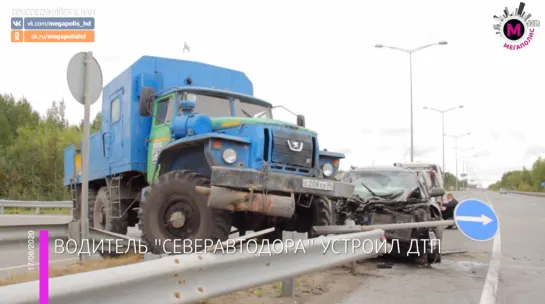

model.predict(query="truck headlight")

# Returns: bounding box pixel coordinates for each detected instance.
[222,148,237,164]
[322,163,333,177]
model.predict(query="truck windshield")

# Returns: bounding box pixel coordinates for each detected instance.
[234,99,272,119]
[179,92,272,118]
[180,93,231,117]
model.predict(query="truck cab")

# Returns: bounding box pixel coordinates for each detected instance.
[64,56,355,255]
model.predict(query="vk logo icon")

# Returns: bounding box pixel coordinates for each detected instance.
[11,17,23,30]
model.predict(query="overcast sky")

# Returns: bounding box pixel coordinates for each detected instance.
[2,0,544,187]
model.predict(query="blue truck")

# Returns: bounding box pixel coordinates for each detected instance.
[64,56,355,255]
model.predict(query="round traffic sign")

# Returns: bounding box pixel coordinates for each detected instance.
[67,52,103,105]
[454,199,499,242]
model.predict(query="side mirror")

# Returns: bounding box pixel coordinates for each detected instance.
[139,86,155,116]
[296,114,305,127]
[429,187,446,198]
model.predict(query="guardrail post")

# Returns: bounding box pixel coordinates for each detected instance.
[35,207,40,214]
[281,231,308,298]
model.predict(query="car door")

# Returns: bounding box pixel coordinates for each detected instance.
[146,94,175,183]
[102,88,124,167]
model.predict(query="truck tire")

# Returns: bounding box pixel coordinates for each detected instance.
[92,186,129,258]
[309,196,333,238]
[139,170,232,254]
[296,196,333,238]
[73,185,97,226]
[259,196,333,243]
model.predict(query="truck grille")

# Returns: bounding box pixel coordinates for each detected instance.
[269,128,314,169]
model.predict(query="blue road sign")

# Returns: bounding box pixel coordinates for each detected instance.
[541,181,545,187]
[454,199,499,242]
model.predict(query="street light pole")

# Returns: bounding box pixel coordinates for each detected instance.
[423,105,464,174]
[442,112,445,171]
[375,41,448,162]
[409,53,413,162]
[459,151,476,189]
[455,139,459,190]
[446,132,470,190]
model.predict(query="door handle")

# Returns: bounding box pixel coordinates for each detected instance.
[102,132,111,158]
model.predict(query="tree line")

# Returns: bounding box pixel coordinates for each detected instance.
[0,94,101,200]
[488,157,545,192]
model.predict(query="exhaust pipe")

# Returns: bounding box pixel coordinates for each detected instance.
[195,186,295,218]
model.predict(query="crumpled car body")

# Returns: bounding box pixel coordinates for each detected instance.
[335,166,445,264]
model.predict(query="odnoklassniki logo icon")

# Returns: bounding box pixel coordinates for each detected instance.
[493,2,540,50]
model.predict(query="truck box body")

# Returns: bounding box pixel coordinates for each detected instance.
[64,56,254,186]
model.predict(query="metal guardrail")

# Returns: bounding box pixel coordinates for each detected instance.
[506,190,545,197]
[0,200,72,214]
[0,229,386,304]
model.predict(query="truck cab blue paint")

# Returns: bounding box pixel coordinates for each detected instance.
[319,150,345,178]
[154,132,252,179]
[63,56,253,186]
[171,100,214,139]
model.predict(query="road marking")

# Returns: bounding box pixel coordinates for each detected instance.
[457,214,494,225]
[479,191,501,304]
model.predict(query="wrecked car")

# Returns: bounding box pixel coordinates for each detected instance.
[335,165,446,265]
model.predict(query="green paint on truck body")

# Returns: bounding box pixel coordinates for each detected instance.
[211,117,316,134]
[146,94,175,184]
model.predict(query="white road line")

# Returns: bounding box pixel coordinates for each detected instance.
[479,191,502,304]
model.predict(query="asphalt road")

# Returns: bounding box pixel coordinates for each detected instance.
[338,190,545,304]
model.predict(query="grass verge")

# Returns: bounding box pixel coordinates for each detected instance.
[2,207,71,215]
[0,253,143,287]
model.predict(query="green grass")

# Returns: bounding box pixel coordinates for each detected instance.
[2,207,71,215]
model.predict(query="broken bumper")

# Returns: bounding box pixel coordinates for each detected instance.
[209,166,355,198]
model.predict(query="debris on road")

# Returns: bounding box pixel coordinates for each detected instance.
[376,262,394,269]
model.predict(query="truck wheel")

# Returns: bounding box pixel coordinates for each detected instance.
[297,196,333,238]
[139,170,232,254]
[92,186,129,258]
[73,185,97,226]
[309,197,333,238]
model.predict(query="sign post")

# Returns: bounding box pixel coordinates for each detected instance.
[454,199,498,242]
[67,51,103,261]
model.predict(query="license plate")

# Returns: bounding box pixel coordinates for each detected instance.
[302,179,334,191]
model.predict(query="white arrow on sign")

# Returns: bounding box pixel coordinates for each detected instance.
[456,214,493,226]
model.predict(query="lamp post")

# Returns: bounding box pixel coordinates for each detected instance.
[459,150,475,189]
[446,132,470,190]
[375,41,448,162]
[423,105,464,175]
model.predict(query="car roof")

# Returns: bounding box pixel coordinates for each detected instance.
[349,166,414,173]
[400,162,442,171]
